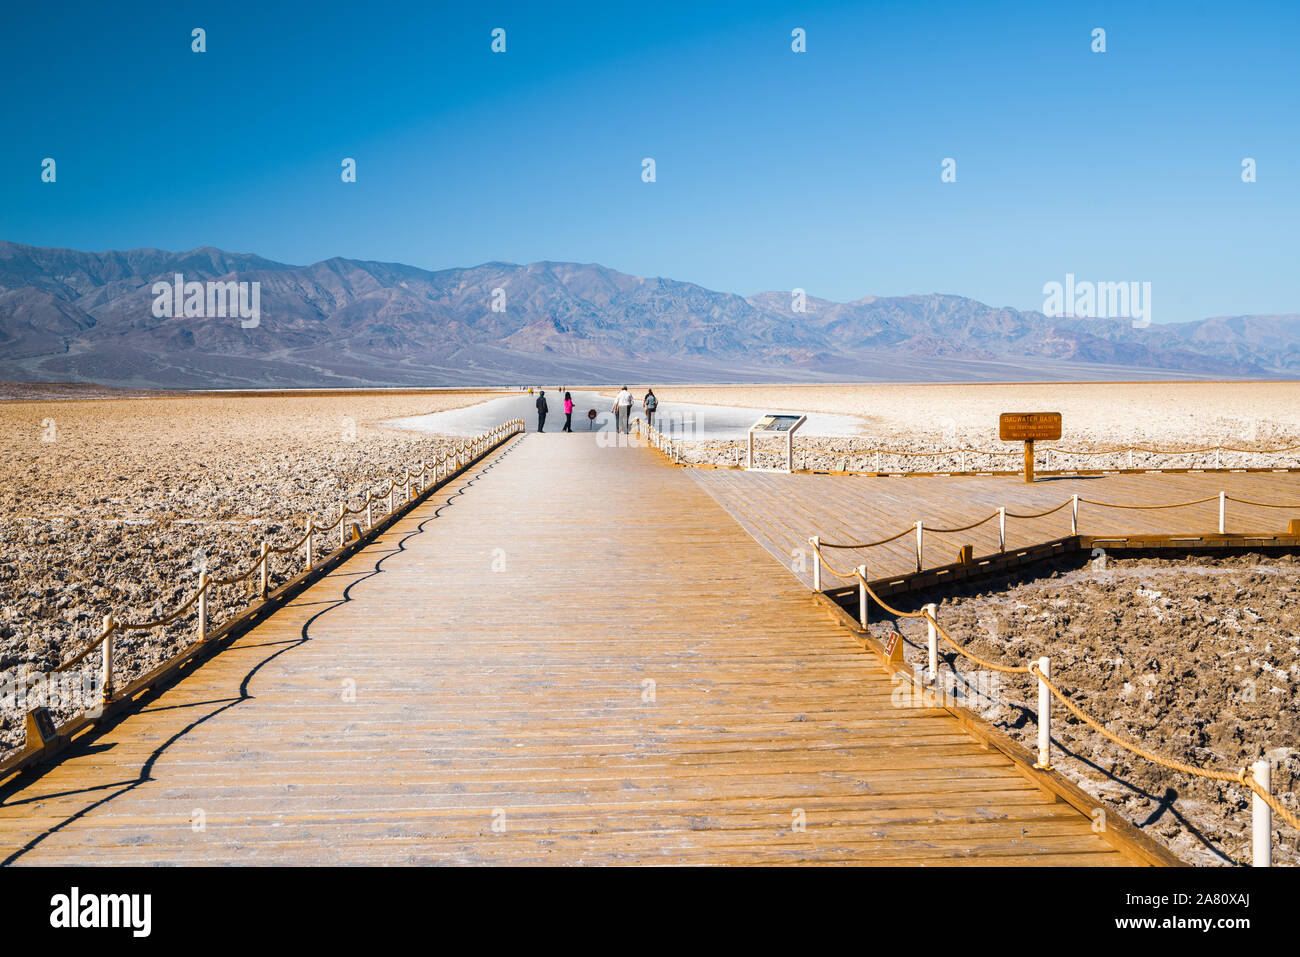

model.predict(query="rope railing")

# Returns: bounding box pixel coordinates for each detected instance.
[808,490,1300,578]
[1225,494,1300,509]
[808,491,1300,865]
[1003,499,1073,520]
[858,575,1033,676]
[924,511,1003,534]
[818,525,918,550]
[1076,494,1218,510]
[1027,660,1300,836]
[851,570,1297,860]
[663,438,1300,457]
[14,419,525,730]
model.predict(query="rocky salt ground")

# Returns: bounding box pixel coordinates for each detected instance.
[0,390,503,757]
[869,554,1300,866]
[673,436,1300,474]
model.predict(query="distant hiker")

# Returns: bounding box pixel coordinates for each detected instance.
[643,389,658,428]
[536,390,548,432]
[562,392,574,432]
[615,385,634,434]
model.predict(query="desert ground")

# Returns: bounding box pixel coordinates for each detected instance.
[639,381,1300,472]
[0,388,503,753]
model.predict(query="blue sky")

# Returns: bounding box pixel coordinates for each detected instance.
[2,0,1296,322]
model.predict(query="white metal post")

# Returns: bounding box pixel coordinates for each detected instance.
[1034,656,1051,769]
[1219,490,1226,534]
[260,541,269,598]
[340,504,346,548]
[857,565,868,628]
[305,521,314,571]
[998,507,1006,552]
[747,430,754,469]
[924,603,938,683]
[1252,759,1271,867]
[197,574,208,642]
[874,450,881,473]
[366,493,372,529]
[388,487,394,514]
[810,536,821,592]
[915,520,923,572]
[1127,448,1133,470]
[1071,494,1079,535]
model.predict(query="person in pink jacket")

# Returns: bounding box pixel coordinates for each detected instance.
[562,392,574,432]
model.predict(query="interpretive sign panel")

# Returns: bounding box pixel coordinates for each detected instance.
[747,414,807,472]
[753,414,804,433]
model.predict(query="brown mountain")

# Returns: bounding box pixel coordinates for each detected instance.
[0,241,1292,388]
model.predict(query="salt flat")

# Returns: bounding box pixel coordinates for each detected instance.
[388,389,861,439]
[654,381,1300,447]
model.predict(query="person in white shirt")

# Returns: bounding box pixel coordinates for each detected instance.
[613,386,634,434]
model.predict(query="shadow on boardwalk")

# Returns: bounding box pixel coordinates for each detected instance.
[0,441,523,864]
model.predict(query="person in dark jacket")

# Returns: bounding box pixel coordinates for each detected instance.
[536,390,548,432]
[643,389,658,428]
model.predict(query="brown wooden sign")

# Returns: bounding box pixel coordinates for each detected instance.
[999,412,1062,483]
[999,412,1062,442]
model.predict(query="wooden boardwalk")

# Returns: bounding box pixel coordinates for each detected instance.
[692,468,1300,586]
[0,434,1132,865]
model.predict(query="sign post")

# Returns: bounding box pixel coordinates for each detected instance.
[999,412,1062,484]
[746,414,808,473]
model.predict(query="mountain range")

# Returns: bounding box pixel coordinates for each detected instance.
[0,240,1295,388]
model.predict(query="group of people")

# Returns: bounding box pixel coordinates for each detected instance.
[533,387,658,433]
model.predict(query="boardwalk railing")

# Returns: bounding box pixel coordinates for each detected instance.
[4,418,524,772]
[635,419,683,463]
[809,490,1295,580]
[808,491,1300,867]
[634,420,1300,476]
